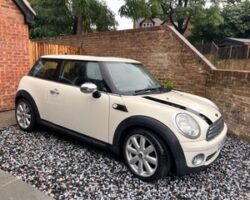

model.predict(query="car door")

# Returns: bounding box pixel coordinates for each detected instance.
[28,59,63,123]
[44,60,110,143]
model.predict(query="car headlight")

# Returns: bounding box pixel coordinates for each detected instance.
[175,113,201,139]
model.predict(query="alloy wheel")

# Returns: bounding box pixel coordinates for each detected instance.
[125,134,158,177]
[16,102,31,129]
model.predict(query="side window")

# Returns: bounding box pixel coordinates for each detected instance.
[60,61,106,91]
[86,62,102,81]
[60,61,85,84]
[29,59,60,81]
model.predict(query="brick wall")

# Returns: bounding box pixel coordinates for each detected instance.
[0,0,30,111]
[206,70,250,141]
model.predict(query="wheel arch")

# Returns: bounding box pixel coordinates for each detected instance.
[15,90,41,121]
[112,115,186,174]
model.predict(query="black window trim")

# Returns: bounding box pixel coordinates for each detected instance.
[28,58,161,96]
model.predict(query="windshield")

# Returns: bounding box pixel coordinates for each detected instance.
[104,62,161,94]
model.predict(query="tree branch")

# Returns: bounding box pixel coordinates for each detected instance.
[184,0,188,7]
[169,0,179,31]
[182,15,191,34]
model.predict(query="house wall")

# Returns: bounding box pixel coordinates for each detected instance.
[0,0,30,111]
[134,18,163,29]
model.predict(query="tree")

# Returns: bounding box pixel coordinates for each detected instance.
[159,0,205,34]
[93,3,118,32]
[29,0,117,38]
[72,0,117,34]
[219,0,242,5]
[120,0,249,41]
[221,0,250,38]
[119,0,152,21]
[189,0,250,43]
[119,0,205,34]
[29,0,73,38]
[188,6,224,42]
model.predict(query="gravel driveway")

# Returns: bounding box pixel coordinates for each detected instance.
[0,126,249,200]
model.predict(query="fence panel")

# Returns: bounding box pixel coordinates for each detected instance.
[29,41,85,66]
[217,45,247,59]
[193,41,250,70]
[194,41,250,60]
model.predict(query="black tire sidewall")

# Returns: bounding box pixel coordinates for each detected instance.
[16,99,36,131]
[123,128,171,182]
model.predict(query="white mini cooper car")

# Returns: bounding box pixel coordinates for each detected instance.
[16,55,227,181]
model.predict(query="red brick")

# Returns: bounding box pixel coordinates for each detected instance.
[0,0,29,111]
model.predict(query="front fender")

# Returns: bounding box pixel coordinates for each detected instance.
[112,115,187,175]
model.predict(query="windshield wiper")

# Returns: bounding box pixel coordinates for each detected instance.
[134,87,161,95]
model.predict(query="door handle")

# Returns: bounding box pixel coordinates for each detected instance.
[50,89,60,95]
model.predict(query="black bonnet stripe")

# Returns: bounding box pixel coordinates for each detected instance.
[143,96,212,125]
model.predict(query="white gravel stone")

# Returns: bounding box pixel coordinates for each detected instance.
[0,126,249,200]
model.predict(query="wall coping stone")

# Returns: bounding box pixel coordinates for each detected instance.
[167,26,216,71]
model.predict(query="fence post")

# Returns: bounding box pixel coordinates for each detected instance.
[229,46,232,59]
[212,42,219,65]
[201,40,204,54]
[247,46,250,59]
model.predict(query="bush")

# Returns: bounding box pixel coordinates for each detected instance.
[163,79,174,90]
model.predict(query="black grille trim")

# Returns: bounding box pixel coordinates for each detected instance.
[207,117,224,140]
[206,151,217,161]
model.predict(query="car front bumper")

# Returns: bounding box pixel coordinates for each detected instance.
[180,123,227,169]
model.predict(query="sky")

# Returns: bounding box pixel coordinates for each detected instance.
[104,0,133,30]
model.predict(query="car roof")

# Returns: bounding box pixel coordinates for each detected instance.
[41,55,141,64]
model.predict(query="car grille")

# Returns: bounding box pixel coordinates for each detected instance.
[207,117,224,141]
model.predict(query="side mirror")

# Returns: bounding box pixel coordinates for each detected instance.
[80,83,101,98]
[80,83,97,94]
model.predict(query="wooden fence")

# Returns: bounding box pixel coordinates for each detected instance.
[193,42,250,70]
[194,42,250,60]
[29,41,85,66]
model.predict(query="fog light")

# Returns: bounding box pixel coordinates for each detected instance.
[192,154,205,166]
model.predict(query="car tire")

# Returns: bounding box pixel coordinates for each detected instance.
[16,99,36,131]
[123,128,171,182]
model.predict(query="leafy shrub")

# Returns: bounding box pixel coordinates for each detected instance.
[163,79,174,90]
